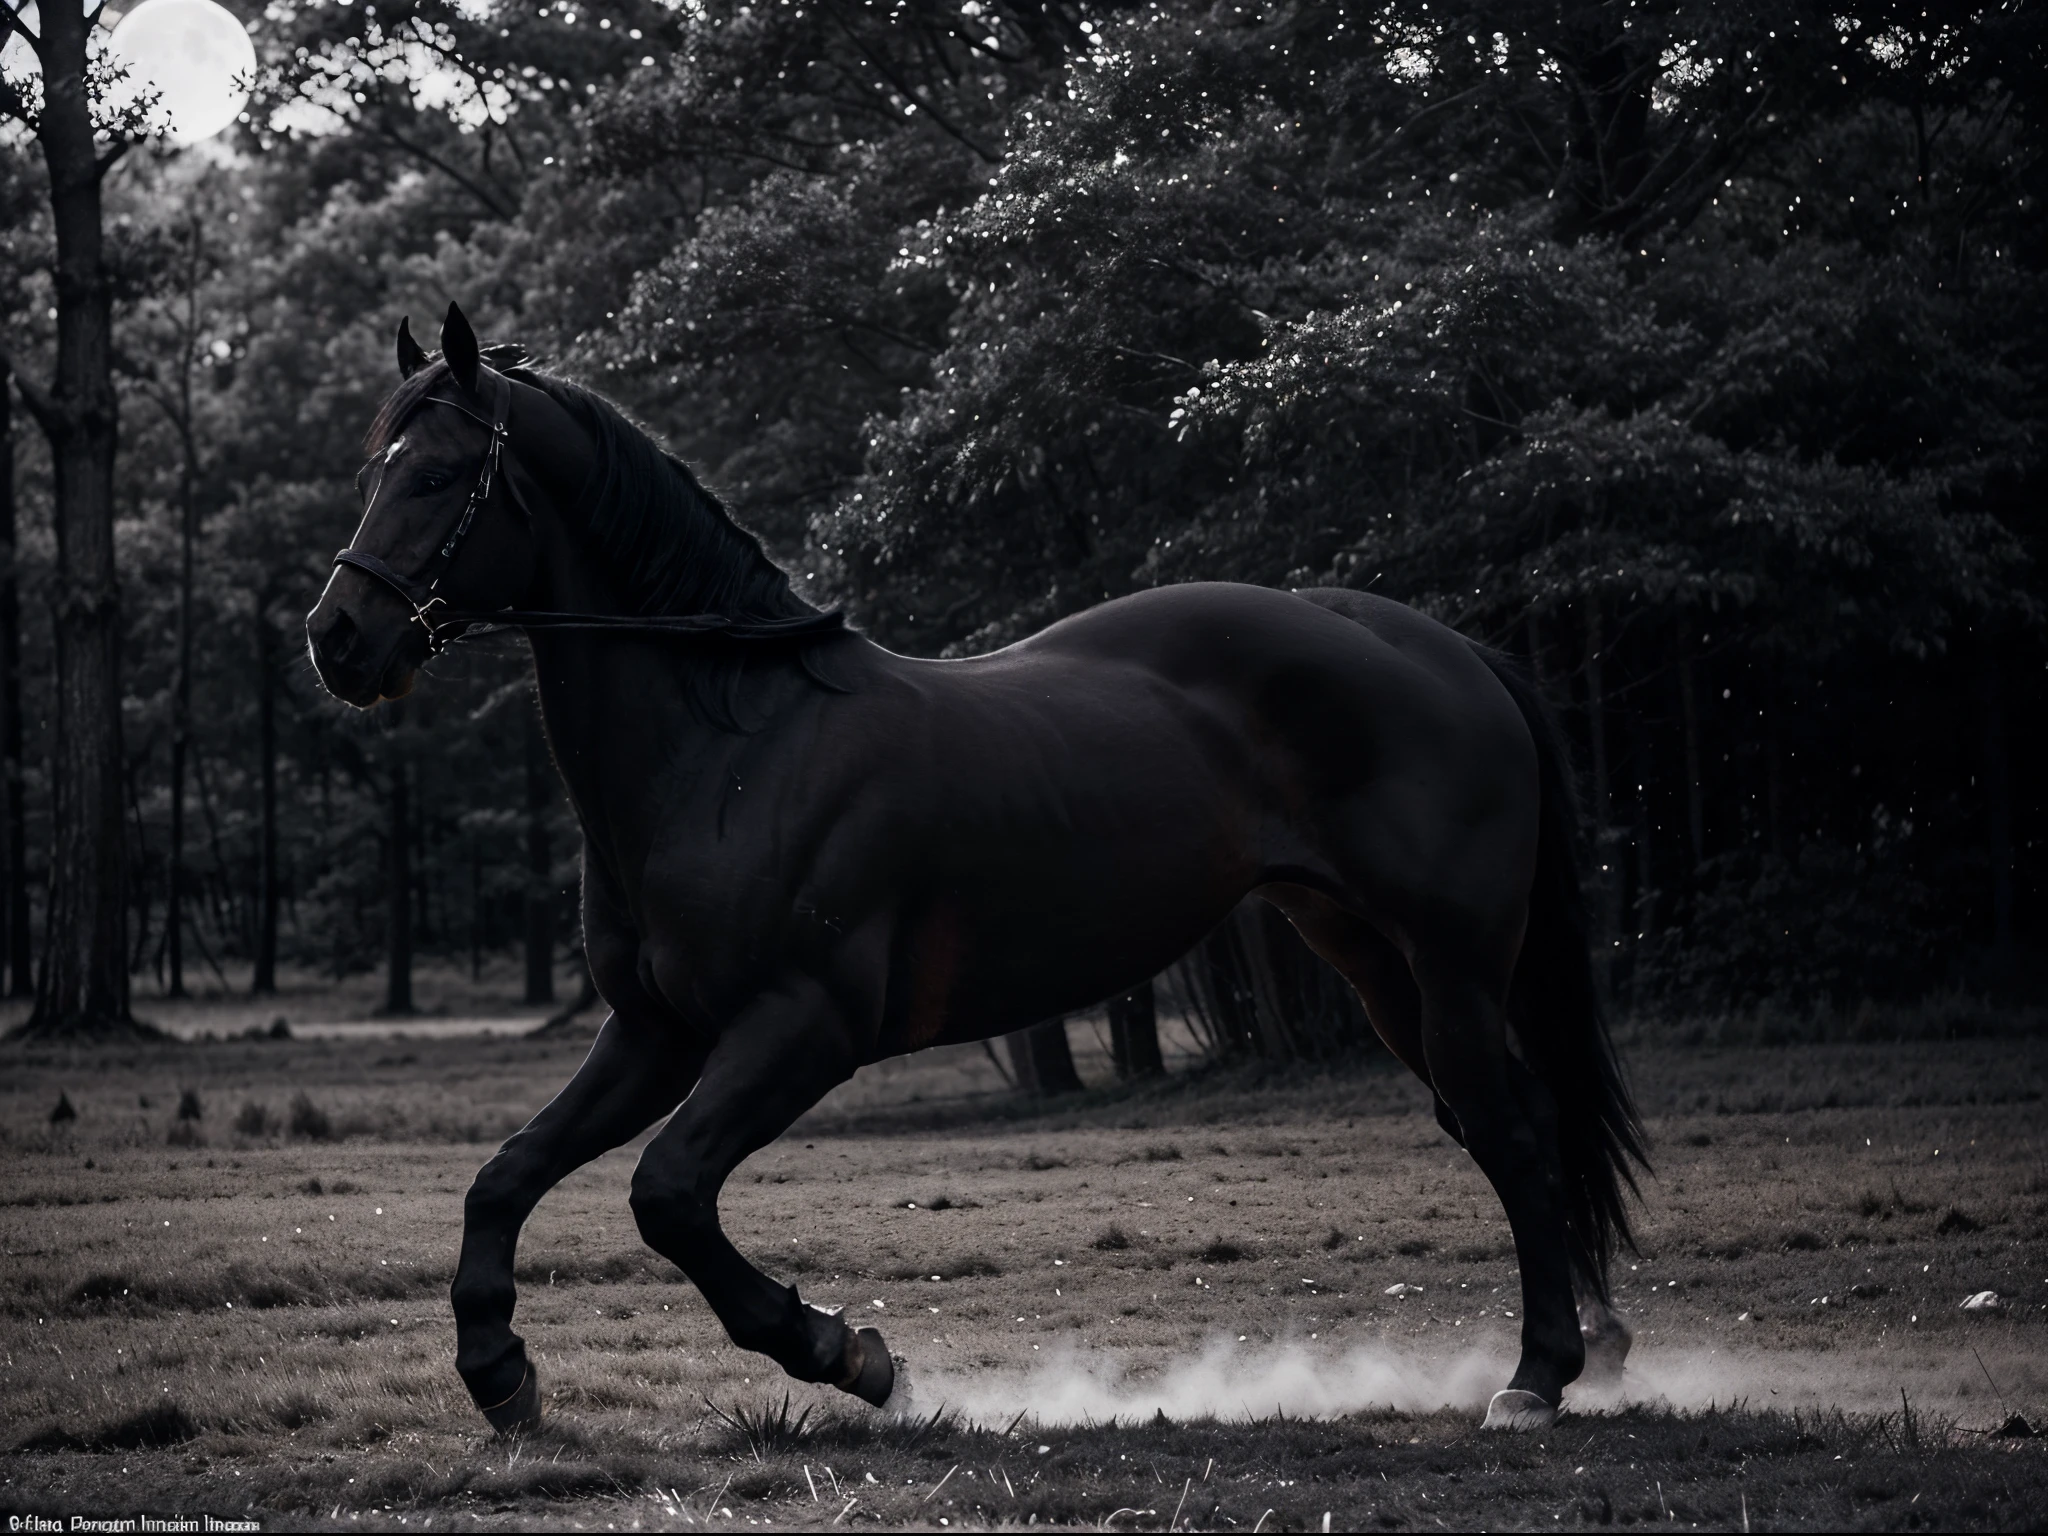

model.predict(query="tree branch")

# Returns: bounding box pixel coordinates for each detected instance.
[0,3,37,48]
[0,348,57,431]
[1110,343,1199,374]
[809,307,940,358]
[370,113,517,218]
[1351,82,1495,175]
[819,2,1002,163]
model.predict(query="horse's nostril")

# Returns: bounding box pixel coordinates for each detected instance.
[323,612,361,665]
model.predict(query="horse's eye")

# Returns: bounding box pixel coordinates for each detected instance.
[417,472,453,494]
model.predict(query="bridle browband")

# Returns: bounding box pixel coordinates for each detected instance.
[333,368,846,655]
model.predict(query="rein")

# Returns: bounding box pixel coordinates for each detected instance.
[334,370,845,655]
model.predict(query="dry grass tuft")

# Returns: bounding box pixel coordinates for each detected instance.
[288,1092,334,1141]
[18,1400,200,1453]
[705,1392,815,1461]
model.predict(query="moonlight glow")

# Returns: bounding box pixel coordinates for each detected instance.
[108,0,255,143]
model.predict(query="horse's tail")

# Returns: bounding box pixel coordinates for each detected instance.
[1473,644,1649,1301]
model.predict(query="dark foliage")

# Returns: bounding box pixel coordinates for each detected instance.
[0,0,2040,1037]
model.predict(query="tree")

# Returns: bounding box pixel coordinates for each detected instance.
[0,0,155,1036]
[333,0,2027,1024]
[1004,1018,1084,1096]
[1105,981,1164,1080]
[522,705,553,1004]
[0,0,2024,1035]
[383,712,412,1015]
[131,213,213,999]
[0,361,31,996]
[251,590,282,994]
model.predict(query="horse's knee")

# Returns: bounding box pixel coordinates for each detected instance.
[464,1141,549,1226]
[629,1163,712,1245]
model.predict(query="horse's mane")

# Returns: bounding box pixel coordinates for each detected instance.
[367,353,841,728]
[367,354,820,629]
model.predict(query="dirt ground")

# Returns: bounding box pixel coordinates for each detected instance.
[1,1019,2045,1531]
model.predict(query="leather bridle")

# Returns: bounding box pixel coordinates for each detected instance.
[334,369,845,655]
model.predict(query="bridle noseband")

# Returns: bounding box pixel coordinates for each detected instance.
[334,369,845,655]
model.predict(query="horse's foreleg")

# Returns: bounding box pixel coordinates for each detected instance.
[627,978,893,1404]
[452,1014,699,1430]
[1417,964,1583,1430]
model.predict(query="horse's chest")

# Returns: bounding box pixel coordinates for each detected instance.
[621,879,806,1020]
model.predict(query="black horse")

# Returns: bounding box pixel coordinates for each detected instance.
[307,305,1646,1435]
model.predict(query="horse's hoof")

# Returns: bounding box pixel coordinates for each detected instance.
[1483,1389,1557,1432]
[480,1364,542,1435]
[842,1326,895,1408]
[1578,1301,1633,1388]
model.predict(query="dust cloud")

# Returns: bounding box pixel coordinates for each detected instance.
[900,1334,2042,1427]
[905,1337,1506,1426]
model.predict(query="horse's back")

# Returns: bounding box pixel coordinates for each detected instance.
[1000,582,1506,705]
[976,582,1529,784]
[904,582,1540,929]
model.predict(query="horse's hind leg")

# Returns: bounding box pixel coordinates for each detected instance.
[451,1014,702,1431]
[1413,949,1584,1428]
[627,977,892,1405]
[1575,1285,1633,1388]
[1277,894,1581,1422]
[1266,892,1466,1147]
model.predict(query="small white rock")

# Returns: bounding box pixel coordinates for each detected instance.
[1961,1290,2003,1312]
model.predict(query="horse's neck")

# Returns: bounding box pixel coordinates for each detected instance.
[520,524,720,867]
[521,609,800,917]
[513,440,822,898]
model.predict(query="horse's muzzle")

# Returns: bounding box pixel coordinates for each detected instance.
[307,601,428,708]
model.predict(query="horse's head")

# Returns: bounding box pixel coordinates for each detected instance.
[307,303,545,707]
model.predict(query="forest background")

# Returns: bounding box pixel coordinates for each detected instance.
[0,0,2041,1052]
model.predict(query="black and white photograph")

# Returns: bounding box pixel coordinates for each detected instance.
[0,0,2044,1528]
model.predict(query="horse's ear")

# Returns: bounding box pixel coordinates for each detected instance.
[440,301,481,396]
[396,315,429,378]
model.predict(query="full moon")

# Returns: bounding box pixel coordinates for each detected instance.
[108,0,256,143]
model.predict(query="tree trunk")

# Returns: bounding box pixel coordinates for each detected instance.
[1004,1018,1083,1096]
[469,833,483,982]
[1976,635,2015,985]
[1628,705,1657,981]
[1106,979,1164,1079]
[1583,604,1621,998]
[1764,710,1784,860]
[0,365,32,997]
[523,707,554,1003]
[251,604,279,994]
[163,222,202,999]
[190,745,234,959]
[384,737,413,1015]
[16,1,133,1036]
[127,756,152,976]
[411,762,429,946]
[1677,639,1706,869]
[165,415,194,999]
[528,948,602,1036]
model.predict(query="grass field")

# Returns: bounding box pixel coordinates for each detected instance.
[2,1009,2045,1531]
